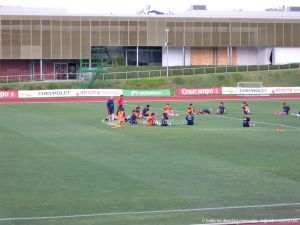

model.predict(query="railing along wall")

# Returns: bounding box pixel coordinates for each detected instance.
[0,63,299,84]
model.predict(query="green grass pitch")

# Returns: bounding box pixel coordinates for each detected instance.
[0,99,300,225]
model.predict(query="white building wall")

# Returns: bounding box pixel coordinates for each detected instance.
[258,48,272,65]
[162,46,191,66]
[184,47,191,66]
[236,48,258,65]
[272,48,300,64]
[162,46,298,66]
[237,47,272,65]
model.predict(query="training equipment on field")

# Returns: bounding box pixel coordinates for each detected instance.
[291,113,300,117]
[237,82,270,96]
[167,112,180,116]
[113,125,124,128]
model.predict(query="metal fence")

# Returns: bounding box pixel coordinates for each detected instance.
[101,63,300,80]
[1,63,300,84]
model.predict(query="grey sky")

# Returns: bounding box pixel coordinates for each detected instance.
[0,0,299,14]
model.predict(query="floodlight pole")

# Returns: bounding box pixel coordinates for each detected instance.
[165,28,170,77]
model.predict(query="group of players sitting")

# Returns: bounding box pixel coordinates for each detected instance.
[242,101,298,127]
[106,95,297,128]
[106,99,229,127]
[112,103,179,126]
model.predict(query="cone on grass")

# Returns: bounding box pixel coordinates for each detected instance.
[275,129,286,133]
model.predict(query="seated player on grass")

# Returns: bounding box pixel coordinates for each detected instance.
[273,102,290,115]
[116,106,125,126]
[160,113,170,126]
[128,110,138,124]
[242,101,251,115]
[186,112,194,125]
[196,108,211,115]
[142,105,151,117]
[164,103,179,116]
[216,102,226,114]
[187,103,194,115]
[135,106,142,118]
[146,113,158,126]
[242,114,252,127]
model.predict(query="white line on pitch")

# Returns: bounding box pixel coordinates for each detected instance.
[125,103,300,130]
[190,217,300,225]
[1,202,300,222]
[214,115,300,130]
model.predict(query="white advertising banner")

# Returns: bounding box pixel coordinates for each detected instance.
[18,89,123,98]
[270,87,300,94]
[237,87,271,95]
[222,87,238,95]
[222,87,300,95]
[19,89,74,98]
[74,89,123,97]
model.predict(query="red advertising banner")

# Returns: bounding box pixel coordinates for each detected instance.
[0,90,18,99]
[177,87,222,96]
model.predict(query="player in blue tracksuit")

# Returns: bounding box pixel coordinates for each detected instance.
[216,102,226,114]
[273,102,291,115]
[106,97,115,121]
[186,112,194,125]
[160,113,169,126]
[242,114,251,127]
[142,105,151,117]
[282,102,290,115]
[129,110,138,124]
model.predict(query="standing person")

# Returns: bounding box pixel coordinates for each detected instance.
[106,97,115,122]
[216,102,226,114]
[186,112,194,125]
[117,95,124,108]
